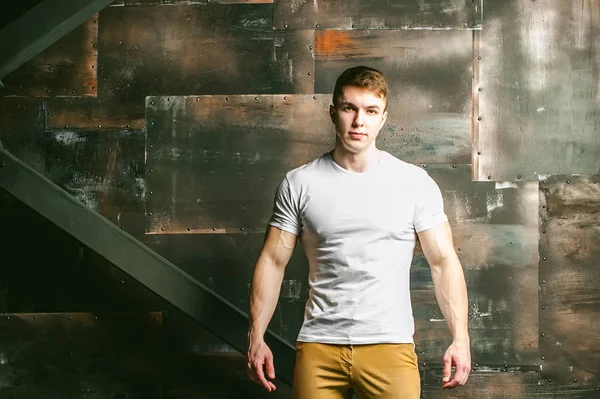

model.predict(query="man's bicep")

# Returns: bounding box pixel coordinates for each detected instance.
[417,221,455,267]
[261,225,298,269]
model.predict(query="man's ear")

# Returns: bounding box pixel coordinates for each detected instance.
[329,104,336,124]
[380,110,388,128]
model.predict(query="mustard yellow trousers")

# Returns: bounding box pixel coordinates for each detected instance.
[293,342,421,399]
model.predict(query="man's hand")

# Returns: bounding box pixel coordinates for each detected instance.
[247,338,277,392]
[442,341,471,389]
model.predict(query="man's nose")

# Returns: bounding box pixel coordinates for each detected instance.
[353,110,364,126]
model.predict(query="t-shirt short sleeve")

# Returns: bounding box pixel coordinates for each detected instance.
[413,172,448,233]
[268,176,302,236]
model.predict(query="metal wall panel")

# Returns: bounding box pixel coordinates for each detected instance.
[412,165,539,366]
[0,16,97,97]
[111,0,273,4]
[539,174,600,386]
[145,90,471,234]
[274,0,483,30]
[98,4,314,102]
[0,312,162,398]
[314,29,473,165]
[476,0,600,181]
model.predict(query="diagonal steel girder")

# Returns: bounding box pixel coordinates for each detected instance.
[0,0,114,81]
[0,147,297,386]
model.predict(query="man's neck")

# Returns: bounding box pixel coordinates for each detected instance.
[331,144,382,173]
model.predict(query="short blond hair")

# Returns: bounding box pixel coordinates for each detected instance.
[333,66,389,109]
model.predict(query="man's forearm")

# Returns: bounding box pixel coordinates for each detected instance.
[248,256,286,341]
[430,254,469,343]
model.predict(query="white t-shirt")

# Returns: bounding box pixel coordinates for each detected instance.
[268,150,448,344]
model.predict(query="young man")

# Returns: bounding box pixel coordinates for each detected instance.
[247,66,471,398]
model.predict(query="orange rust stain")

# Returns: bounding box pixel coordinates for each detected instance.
[315,31,355,58]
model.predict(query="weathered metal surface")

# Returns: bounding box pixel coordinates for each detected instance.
[0,16,97,97]
[539,174,600,386]
[273,0,483,30]
[0,312,162,398]
[0,0,113,81]
[412,165,539,366]
[46,97,145,131]
[476,0,600,181]
[98,4,314,102]
[144,232,309,343]
[144,93,470,234]
[0,97,145,222]
[111,0,273,4]
[0,147,297,386]
[314,29,473,164]
[422,370,600,398]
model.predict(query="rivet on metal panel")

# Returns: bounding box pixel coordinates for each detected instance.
[316,24,320,28]
[313,96,317,100]
[409,24,413,28]
[548,379,552,382]
[120,280,125,284]
[187,227,191,231]
[352,24,356,28]
[308,72,312,76]
[241,227,245,231]
[477,151,481,155]
[478,87,482,91]
[478,56,482,60]
[543,257,547,261]
[161,227,165,231]
[121,226,125,230]
[542,205,546,208]
[422,164,427,168]
[46,89,50,93]
[148,212,153,216]
[98,125,102,128]
[542,306,546,309]
[542,356,545,360]
[422,362,426,366]
[167,98,170,102]
[542,333,545,337]
[542,180,546,184]
[212,227,216,231]
[284,24,288,28]
[542,230,546,233]
[284,96,288,100]
[566,180,570,184]
[574,379,577,383]
[68,316,72,320]
[464,23,468,27]
[226,97,230,101]
[151,101,155,105]
[150,191,154,195]
[95,316,98,320]
[65,125,69,129]
[452,165,456,168]
[0,161,4,168]
[517,175,521,179]
[487,176,491,180]
[126,124,130,128]
[309,46,313,50]
[593,180,597,184]
[477,117,481,121]
[149,144,154,148]
[92,65,95,69]
[150,169,154,173]
[255,97,259,101]
[33,316,37,319]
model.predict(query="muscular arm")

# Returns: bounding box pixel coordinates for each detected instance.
[248,225,298,342]
[417,221,471,388]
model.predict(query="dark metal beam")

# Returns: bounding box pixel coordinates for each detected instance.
[0,0,114,81]
[0,147,296,386]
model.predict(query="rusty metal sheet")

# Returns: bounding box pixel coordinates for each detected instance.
[314,29,473,165]
[144,94,333,234]
[411,165,539,366]
[46,97,145,131]
[111,0,272,4]
[145,90,470,234]
[0,97,145,222]
[274,0,483,30]
[144,232,308,343]
[476,0,600,181]
[0,312,162,398]
[539,174,600,386]
[421,370,600,398]
[98,4,314,102]
[0,15,97,97]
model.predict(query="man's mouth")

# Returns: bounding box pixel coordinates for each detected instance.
[348,132,366,139]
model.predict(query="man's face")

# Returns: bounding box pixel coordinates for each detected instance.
[330,86,388,155]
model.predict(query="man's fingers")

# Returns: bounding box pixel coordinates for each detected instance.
[442,356,452,383]
[253,361,273,392]
[265,355,276,380]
